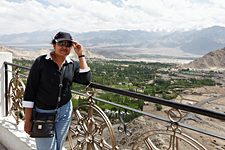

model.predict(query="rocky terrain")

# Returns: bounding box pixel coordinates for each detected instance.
[183,47,225,70]
[104,84,225,150]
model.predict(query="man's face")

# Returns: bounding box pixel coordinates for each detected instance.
[54,41,72,57]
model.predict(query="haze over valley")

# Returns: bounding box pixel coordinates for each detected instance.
[1,26,225,57]
[1,26,225,66]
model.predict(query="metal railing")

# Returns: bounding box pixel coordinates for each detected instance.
[3,61,225,150]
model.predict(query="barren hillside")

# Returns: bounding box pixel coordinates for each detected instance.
[183,47,225,70]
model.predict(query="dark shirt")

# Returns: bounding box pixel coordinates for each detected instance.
[23,54,91,110]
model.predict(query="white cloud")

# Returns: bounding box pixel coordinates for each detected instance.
[0,0,225,34]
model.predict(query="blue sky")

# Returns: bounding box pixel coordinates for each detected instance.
[1,0,225,34]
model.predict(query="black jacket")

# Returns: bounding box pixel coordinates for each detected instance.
[23,54,91,109]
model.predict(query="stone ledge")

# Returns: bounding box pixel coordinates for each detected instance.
[0,116,36,150]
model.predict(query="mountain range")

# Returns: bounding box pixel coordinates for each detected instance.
[1,26,225,58]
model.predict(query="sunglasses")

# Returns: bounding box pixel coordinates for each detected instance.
[57,41,73,48]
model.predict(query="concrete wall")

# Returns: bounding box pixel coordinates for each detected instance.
[0,52,12,117]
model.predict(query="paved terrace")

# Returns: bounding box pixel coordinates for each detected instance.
[0,116,36,150]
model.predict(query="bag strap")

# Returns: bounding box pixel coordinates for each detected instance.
[55,66,66,109]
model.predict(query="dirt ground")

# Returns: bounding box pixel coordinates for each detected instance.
[103,85,225,149]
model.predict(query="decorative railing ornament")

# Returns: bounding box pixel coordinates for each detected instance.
[132,108,207,150]
[68,84,119,150]
[7,69,25,124]
[118,110,132,137]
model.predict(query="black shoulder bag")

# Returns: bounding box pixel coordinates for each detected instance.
[30,66,65,138]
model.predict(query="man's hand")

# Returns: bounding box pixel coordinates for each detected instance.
[24,108,33,135]
[24,120,32,135]
[73,42,84,57]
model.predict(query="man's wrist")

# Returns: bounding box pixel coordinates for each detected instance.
[78,55,85,58]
